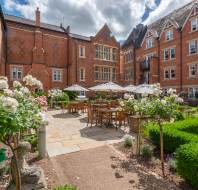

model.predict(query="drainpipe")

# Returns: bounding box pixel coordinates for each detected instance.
[4,26,7,76]
[179,28,183,92]
[75,40,78,83]
[133,47,136,85]
[157,38,160,83]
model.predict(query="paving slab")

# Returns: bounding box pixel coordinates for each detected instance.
[46,110,129,157]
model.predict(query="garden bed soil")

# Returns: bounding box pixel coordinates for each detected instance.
[113,141,195,190]
[27,152,60,189]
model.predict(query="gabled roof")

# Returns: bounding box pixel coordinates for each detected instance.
[122,24,147,48]
[123,0,197,48]
[69,33,91,41]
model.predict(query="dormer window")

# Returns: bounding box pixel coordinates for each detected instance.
[146,38,153,49]
[165,30,173,41]
[191,17,198,32]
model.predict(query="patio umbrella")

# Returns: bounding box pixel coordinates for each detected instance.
[124,84,137,92]
[89,82,124,92]
[133,84,160,95]
[64,84,89,92]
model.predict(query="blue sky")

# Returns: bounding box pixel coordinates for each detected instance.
[0,0,192,40]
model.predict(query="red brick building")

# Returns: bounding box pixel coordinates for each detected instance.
[0,7,120,91]
[121,0,198,98]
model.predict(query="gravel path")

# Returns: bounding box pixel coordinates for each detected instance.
[50,145,180,190]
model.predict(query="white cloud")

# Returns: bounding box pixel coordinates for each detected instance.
[2,0,164,40]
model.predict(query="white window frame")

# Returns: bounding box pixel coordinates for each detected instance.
[79,68,85,81]
[146,38,153,49]
[165,29,173,41]
[11,66,23,80]
[189,40,197,55]
[52,69,62,82]
[164,49,169,61]
[170,47,175,60]
[191,17,198,32]
[79,45,85,58]
[188,87,198,99]
[189,64,197,78]
[103,67,110,81]
[164,68,175,80]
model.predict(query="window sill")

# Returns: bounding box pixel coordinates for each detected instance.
[79,56,86,59]
[52,80,62,82]
[188,53,198,57]
[189,30,198,34]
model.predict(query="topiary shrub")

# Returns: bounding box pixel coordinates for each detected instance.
[123,135,134,148]
[176,143,198,188]
[168,158,177,173]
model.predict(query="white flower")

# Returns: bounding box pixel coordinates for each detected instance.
[0,96,19,113]
[123,134,135,141]
[161,99,167,105]
[13,81,22,89]
[23,75,43,89]
[13,90,23,99]
[3,89,13,97]
[20,87,30,94]
[168,88,176,95]
[38,112,48,124]
[119,100,125,107]
[0,79,8,90]
[175,97,184,103]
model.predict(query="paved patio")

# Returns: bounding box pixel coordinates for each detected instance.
[46,110,128,157]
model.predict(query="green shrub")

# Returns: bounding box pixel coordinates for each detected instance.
[123,135,134,148]
[148,118,198,153]
[23,134,38,152]
[64,91,77,101]
[176,143,198,188]
[53,185,77,190]
[140,144,153,159]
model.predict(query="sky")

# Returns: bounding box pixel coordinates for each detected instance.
[0,0,193,40]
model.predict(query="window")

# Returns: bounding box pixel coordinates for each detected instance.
[79,46,85,58]
[11,66,23,80]
[170,48,175,59]
[188,88,198,99]
[112,48,116,61]
[95,45,100,59]
[79,68,85,81]
[165,30,173,41]
[146,38,153,49]
[112,68,116,81]
[53,69,62,81]
[79,91,85,96]
[164,68,175,80]
[164,49,169,61]
[94,66,100,80]
[103,67,110,81]
[189,40,197,55]
[170,69,175,79]
[164,70,170,79]
[189,64,197,78]
[191,17,198,32]
[103,47,110,60]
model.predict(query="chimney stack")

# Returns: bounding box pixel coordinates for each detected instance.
[35,7,40,27]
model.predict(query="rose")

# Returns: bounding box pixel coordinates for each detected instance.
[0,96,19,113]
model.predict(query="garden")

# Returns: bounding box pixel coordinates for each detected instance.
[0,76,198,190]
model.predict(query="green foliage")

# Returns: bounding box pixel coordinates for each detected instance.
[33,91,47,97]
[148,118,198,153]
[140,144,153,159]
[64,91,77,101]
[55,92,70,102]
[124,135,133,148]
[53,184,77,190]
[22,134,38,151]
[176,143,198,188]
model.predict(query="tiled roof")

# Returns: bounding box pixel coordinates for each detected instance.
[69,33,91,41]
[123,0,197,48]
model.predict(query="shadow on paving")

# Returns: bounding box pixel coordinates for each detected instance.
[52,112,81,119]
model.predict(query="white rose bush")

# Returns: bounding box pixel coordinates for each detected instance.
[122,84,183,177]
[0,75,47,190]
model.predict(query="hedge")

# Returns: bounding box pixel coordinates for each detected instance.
[147,117,198,153]
[176,143,198,188]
